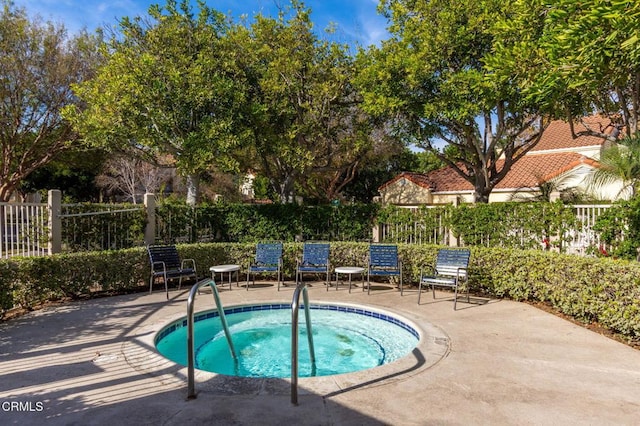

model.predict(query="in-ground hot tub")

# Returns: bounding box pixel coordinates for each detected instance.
[155,302,420,378]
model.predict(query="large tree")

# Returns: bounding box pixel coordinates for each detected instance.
[489,0,640,140]
[66,0,247,205]
[231,3,390,203]
[0,2,100,201]
[357,0,551,203]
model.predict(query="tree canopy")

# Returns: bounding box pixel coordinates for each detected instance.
[356,0,552,203]
[230,2,396,203]
[66,0,248,205]
[489,0,640,139]
[0,1,101,201]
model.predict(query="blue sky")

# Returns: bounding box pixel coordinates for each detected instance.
[12,0,389,47]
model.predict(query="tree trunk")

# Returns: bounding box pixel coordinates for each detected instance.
[473,173,491,203]
[0,184,14,203]
[277,175,296,203]
[474,190,490,203]
[185,174,200,206]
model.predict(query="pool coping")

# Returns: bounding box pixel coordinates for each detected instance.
[124,300,450,397]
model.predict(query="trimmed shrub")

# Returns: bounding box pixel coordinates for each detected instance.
[1,243,638,344]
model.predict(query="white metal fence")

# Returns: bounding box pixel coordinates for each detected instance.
[0,190,152,258]
[0,202,48,258]
[0,194,618,258]
[377,205,451,245]
[563,204,613,255]
[376,204,614,254]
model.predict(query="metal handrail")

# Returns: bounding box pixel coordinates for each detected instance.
[291,282,316,405]
[187,279,237,399]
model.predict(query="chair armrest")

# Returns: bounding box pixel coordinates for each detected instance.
[182,258,196,272]
[420,263,436,277]
[456,266,468,279]
[152,261,167,273]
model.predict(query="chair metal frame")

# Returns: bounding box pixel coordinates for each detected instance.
[246,242,283,290]
[419,248,470,309]
[367,244,402,295]
[147,244,197,299]
[295,242,331,288]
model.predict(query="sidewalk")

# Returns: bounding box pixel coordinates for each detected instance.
[1,281,639,425]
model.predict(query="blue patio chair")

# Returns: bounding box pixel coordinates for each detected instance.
[246,242,283,290]
[296,242,331,288]
[367,244,402,295]
[419,248,470,309]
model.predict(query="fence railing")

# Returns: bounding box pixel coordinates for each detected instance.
[563,204,613,255]
[60,204,146,252]
[0,202,48,258]
[375,205,451,246]
[0,191,151,258]
[0,190,618,258]
[374,203,615,255]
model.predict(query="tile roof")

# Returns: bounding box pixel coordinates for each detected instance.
[417,152,600,193]
[378,172,436,192]
[531,116,614,152]
[380,115,609,194]
[495,153,599,189]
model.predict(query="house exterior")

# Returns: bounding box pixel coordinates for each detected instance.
[378,116,625,206]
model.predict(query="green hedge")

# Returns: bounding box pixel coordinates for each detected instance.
[377,202,581,250]
[1,243,639,343]
[155,203,379,243]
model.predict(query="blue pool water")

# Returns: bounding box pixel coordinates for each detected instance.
[155,304,420,378]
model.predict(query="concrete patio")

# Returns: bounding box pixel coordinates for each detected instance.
[1,280,639,425]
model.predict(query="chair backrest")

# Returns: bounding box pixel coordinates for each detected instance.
[435,248,470,278]
[302,242,330,266]
[148,245,182,270]
[369,244,399,269]
[255,242,283,265]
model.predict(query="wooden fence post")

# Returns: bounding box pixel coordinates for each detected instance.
[144,193,156,246]
[48,189,61,254]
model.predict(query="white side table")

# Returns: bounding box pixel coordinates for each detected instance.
[334,266,365,293]
[210,264,241,290]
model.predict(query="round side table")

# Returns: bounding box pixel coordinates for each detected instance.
[334,266,365,293]
[210,264,241,290]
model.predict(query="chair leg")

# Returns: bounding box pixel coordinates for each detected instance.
[453,282,458,310]
[163,272,169,300]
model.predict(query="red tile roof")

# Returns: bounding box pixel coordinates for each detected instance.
[531,116,614,152]
[379,172,436,192]
[495,153,599,189]
[394,153,598,193]
[380,116,609,196]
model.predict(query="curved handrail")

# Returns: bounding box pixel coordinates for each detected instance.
[291,282,316,405]
[187,279,236,399]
